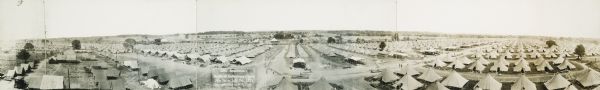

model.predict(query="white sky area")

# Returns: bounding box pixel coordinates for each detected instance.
[1,0,599,40]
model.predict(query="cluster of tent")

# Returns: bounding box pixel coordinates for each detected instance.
[136,43,273,65]
[2,62,34,80]
[430,55,576,73]
[309,44,370,64]
[377,64,600,90]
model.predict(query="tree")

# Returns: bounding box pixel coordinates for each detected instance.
[574,44,585,60]
[546,40,557,47]
[123,38,136,52]
[24,43,34,50]
[154,38,162,45]
[391,33,400,41]
[327,37,336,43]
[379,42,386,51]
[71,40,81,50]
[16,49,30,64]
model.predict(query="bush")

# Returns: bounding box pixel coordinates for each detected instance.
[575,44,585,60]
[16,49,30,63]
[72,40,81,50]
[546,40,557,47]
[24,43,34,50]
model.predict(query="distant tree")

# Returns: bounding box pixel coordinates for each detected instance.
[154,38,162,45]
[123,38,136,52]
[379,42,386,51]
[574,44,585,60]
[546,40,557,47]
[24,43,34,50]
[299,39,304,43]
[327,37,336,43]
[16,49,30,63]
[391,33,400,41]
[71,40,81,50]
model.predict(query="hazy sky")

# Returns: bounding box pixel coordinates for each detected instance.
[1,0,599,39]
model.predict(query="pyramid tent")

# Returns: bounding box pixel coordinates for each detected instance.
[442,55,455,63]
[553,56,566,64]
[425,82,449,90]
[381,68,399,83]
[490,60,509,72]
[396,75,423,90]
[476,57,490,65]
[533,57,547,66]
[516,52,528,59]
[467,60,486,72]
[309,77,334,90]
[418,68,443,82]
[474,74,502,90]
[459,57,473,64]
[574,69,600,87]
[487,51,499,59]
[535,60,554,71]
[557,60,576,70]
[546,52,558,58]
[511,75,536,90]
[429,58,447,67]
[341,78,377,90]
[274,77,298,90]
[515,58,529,65]
[446,59,466,69]
[544,74,571,90]
[398,64,420,76]
[565,84,578,90]
[531,51,543,59]
[504,52,513,59]
[441,71,469,88]
[513,59,531,72]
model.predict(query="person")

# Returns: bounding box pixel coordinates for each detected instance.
[14,76,27,89]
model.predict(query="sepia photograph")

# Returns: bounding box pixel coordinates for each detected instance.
[1,0,600,90]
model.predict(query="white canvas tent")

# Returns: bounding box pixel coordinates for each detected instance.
[544,74,571,90]
[417,68,442,82]
[511,75,536,90]
[441,71,468,88]
[474,74,502,90]
[396,75,423,90]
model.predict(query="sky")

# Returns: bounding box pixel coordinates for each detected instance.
[1,0,599,40]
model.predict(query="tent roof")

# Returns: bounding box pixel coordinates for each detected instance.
[475,74,502,90]
[511,75,536,90]
[309,77,334,90]
[513,59,531,72]
[398,64,420,76]
[234,56,253,64]
[467,60,486,72]
[426,82,449,90]
[558,60,576,70]
[292,58,305,63]
[441,71,468,88]
[418,68,443,82]
[123,60,139,69]
[429,59,447,67]
[381,68,399,82]
[446,59,466,69]
[544,74,571,90]
[168,76,192,88]
[575,69,600,87]
[40,75,64,89]
[396,75,423,90]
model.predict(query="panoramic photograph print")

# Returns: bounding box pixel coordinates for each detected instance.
[1,0,600,90]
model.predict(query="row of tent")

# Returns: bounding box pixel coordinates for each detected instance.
[380,63,600,90]
[431,55,576,72]
[3,62,34,80]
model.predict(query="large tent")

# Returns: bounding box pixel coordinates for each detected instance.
[490,59,509,72]
[511,75,536,90]
[557,60,576,70]
[429,58,447,67]
[398,63,420,76]
[513,59,531,72]
[417,68,443,82]
[381,68,399,83]
[574,69,600,87]
[474,74,502,90]
[553,56,566,64]
[467,60,486,72]
[441,71,468,88]
[425,82,449,90]
[309,77,334,90]
[544,74,571,90]
[396,74,423,90]
[446,59,466,69]
[535,59,554,71]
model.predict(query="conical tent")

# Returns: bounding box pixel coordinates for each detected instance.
[504,52,513,59]
[533,57,547,66]
[490,60,509,72]
[398,64,420,76]
[426,82,449,90]
[429,58,447,67]
[558,59,576,70]
[441,71,468,88]
[467,60,486,72]
[513,59,531,72]
[309,77,334,90]
[446,59,466,69]
[475,74,502,90]
[274,77,298,90]
[511,75,536,90]
[575,69,600,87]
[544,74,571,90]
[565,84,578,90]
[396,75,423,90]
[553,56,565,64]
[381,68,399,83]
[515,58,529,65]
[476,57,490,65]
[535,60,554,71]
[459,57,473,64]
[487,51,499,59]
[418,68,443,82]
